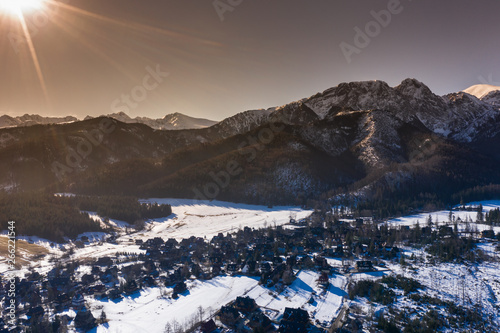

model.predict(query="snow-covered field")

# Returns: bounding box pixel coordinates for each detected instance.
[87,270,346,333]
[68,199,312,262]
[137,198,312,240]
[387,200,500,233]
[0,199,312,269]
[246,270,346,326]
[90,276,260,333]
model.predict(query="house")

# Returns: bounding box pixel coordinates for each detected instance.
[383,246,400,258]
[200,319,217,333]
[439,226,453,236]
[106,235,117,244]
[146,248,161,257]
[286,256,297,267]
[100,273,113,284]
[292,246,305,255]
[87,284,106,298]
[26,272,41,282]
[356,261,373,271]
[211,264,222,277]
[26,306,44,318]
[160,259,174,270]
[260,262,272,274]
[165,238,179,248]
[142,276,155,287]
[81,273,95,285]
[74,309,96,331]
[293,228,306,238]
[209,254,223,265]
[72,294,85,309]
[241,260,257,275]
[167,270,183,285]
[282,308,309,323]
[314,256,328,269]
[317,272,329,287]
[49,277,70,291]
[55,293,71,308]
[17,280,34,296]
[47,267,60,279]
[108,288,122,300]
[124,280,139,294]
[481,230,496,239]
[219,306,240,327]
[226,263,238,275]
[421,226,432,235]
[145,238,164,247]
[91,266,102,275]
[273,256,284,265]
[233,296,257,313]
[279,308,309,333]
[95,257,113,267]
[248,312,273,331]
[173,281,187,297]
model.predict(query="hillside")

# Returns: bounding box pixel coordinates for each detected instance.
[0,79,499,210]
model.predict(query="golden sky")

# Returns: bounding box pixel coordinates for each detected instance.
[1,0,500,120]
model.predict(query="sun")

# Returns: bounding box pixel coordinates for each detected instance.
[0,0,46,17]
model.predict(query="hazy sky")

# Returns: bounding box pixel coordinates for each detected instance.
[1,0,500,120]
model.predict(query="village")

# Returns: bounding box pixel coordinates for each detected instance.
[1,201,499,333]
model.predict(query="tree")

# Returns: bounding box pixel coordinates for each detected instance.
[197,306,205,323]
[99,310,107,324]
[476,204,484,222]
[134,219,146,231]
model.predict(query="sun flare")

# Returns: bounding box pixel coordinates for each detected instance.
[0,0,46,17]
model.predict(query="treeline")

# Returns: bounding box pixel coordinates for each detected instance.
[349,275,423,305]
[486,208,500,224]
[452,184,500,205]
[347,192,446,220]
[0,192,102,242]
[59,195,172,223]
[426,237,478,262]
[0,192,172,242]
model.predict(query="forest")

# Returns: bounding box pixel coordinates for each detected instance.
[0,192,172,242]
[59,195,172,223]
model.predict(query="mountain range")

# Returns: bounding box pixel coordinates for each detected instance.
[1,79,499,209]
[0,112,217,130]
[84,112,218,130]
[0,114,78,128]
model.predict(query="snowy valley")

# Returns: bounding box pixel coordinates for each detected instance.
[1,198,499,332]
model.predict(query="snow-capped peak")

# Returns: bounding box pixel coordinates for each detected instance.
[463,84,500,99]
[86,112,218,130]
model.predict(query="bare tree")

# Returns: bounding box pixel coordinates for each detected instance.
[197,305,205,322]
